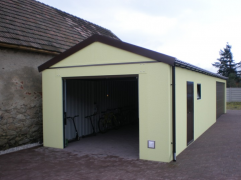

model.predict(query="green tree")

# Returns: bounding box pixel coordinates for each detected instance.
[212,43,237,77]
[212,43,241,87]
[227,73,237,87]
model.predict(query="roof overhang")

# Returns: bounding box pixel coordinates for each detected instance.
[38,34,175,72]
[175,60,228,80]
[37,34,227,80]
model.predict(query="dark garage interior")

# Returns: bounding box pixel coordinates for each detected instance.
[62,76,139,159]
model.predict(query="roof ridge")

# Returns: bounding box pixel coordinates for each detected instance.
[33,0,119,39]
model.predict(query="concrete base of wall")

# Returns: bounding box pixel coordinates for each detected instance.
[0,104,43,150]
[0,142,42,155]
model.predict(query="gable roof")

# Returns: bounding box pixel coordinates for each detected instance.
[0,0,119,54]
[38,34,176,72]
[38,34,227,80]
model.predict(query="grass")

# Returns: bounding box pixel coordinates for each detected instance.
[227,102,241,110]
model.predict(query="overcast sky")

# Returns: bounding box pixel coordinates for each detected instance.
[39,0,241,73]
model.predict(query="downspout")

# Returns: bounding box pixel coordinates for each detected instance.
[172,63,176,161]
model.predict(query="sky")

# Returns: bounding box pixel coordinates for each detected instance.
[39,0,241,73]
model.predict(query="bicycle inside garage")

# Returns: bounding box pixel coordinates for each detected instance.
[63,75,139,159]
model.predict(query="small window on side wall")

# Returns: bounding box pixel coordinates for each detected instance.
[197,84,201,100]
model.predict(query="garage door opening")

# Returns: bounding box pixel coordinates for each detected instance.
[216,82,225,119]
[62,75,139,159]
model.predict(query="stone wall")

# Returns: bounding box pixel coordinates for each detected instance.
[0,48,55,150]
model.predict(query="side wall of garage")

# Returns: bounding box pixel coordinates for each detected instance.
[42,42,173,162]
[175,67,226,156]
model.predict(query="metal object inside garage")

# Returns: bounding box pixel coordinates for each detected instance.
[38,35,227,162]
[63,77,138,140]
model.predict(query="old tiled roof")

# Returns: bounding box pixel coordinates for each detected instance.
[0,0,119,53]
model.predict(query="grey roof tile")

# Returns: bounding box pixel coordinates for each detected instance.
[0,0,119,53]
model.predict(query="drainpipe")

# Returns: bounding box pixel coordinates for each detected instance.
[172,63,176,161]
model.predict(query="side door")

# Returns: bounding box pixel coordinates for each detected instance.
[187,81,194,145]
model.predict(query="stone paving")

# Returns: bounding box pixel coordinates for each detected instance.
[0,110,241,180]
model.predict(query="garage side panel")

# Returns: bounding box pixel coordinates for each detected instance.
[175,67,226,156]
[139,63,172,162]
[43,70,63,149]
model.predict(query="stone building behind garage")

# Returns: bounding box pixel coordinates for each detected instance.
[0,0,119,150]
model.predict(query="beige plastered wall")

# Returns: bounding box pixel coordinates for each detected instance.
[42,42,173,162]
[175,67,226,156]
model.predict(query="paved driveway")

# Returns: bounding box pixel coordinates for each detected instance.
[0,110,241,180]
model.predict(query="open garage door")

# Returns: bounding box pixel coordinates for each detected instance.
[62,75,139,159]
[216,82,225,119]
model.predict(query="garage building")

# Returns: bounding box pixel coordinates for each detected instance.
[38,35,227,162]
